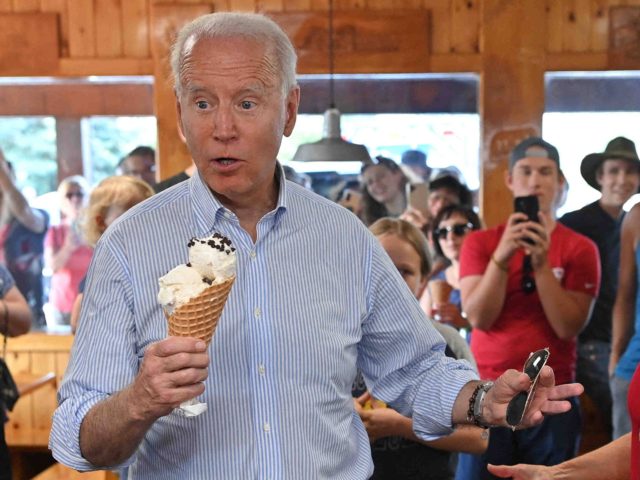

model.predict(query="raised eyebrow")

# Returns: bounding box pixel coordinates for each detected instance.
[236,84,267,98]
[185,86,210,97]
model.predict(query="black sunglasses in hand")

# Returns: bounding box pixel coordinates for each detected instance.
[506,347,550,428]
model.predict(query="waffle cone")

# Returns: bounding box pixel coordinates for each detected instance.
[165,276,235,345]
[429,279,453,304]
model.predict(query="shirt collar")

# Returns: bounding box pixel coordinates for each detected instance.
[189,163,289,237]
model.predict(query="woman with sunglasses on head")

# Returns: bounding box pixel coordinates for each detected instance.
[353,217,485,480]
[360,156,411,226]
[421,205,481,332]
[44,175,93,327]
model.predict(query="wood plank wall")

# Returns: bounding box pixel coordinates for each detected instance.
[2,0,639,67]
[3,333,74,448]
[2,0,640,223]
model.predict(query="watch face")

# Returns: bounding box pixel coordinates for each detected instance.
[506,348,550,428]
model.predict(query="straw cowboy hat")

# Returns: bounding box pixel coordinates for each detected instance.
[580,136,640,191]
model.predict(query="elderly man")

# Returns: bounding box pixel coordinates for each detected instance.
[50,13,581,479]
[459,137,600,478]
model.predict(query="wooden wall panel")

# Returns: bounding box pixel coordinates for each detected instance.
[546,0,564,52]
[228,0,256,10]
[257,0,284,11]
[40,0,70,56]
[563,0,592,51]
[335,0,366,8]
[0,1,11,12]
[67,0,96,57]
[122,0,151,58]
[0,13,59,75]
[278,0,311,10]
[12,0,39,11]
[590,0,609,51]
[450,0,479,53]
[426,0,451,54]
[3,334,74,449]
[274,10,430,74]
[30,352,58,430]
[95,0,124,57]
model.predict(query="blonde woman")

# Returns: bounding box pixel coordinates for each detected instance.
[69,176,154,332]
[44,176,92,326]
[353,217,484,480]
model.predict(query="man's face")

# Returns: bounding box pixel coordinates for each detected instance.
[121,155,156,186]
[176,36,299,208]
[596,158,640,208]
[507,156,562,215]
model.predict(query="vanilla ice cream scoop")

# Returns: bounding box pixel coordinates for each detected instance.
[157,233,236,315]
[188,232,236,281]
[157,264,207,315]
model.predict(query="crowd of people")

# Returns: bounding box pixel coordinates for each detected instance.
[0,10,639,480]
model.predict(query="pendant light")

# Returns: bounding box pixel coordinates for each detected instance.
[292,0,372,163]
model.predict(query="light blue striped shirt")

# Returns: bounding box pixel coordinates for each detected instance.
[50,169,477,479]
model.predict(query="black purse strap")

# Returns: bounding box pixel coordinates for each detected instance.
[2,300,7,359]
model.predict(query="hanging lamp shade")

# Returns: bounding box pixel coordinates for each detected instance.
[292,107,371,163]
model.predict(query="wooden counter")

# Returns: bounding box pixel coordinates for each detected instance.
[3,332,74,449]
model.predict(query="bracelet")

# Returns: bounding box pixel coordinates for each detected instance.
[491,254,508,272]
[467,381,494,428]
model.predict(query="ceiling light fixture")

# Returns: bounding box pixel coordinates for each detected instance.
[292,0,372,163]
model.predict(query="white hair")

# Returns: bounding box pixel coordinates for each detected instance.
[170,12,298,97]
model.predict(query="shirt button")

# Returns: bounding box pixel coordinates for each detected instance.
[254,307,261,318]
[258,364,266,376]
[250,250,257,258]
[263,422,271,432]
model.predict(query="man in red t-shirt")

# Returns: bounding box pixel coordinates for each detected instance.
[457,137,601,479]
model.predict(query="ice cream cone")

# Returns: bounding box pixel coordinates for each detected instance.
[165,276,235,345]
[429,279,453,305]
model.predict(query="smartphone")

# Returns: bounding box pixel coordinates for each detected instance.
[514,195,539,223]
[406,182,429,216]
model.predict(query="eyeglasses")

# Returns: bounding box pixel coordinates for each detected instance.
[506,347,550,428]
[434,223,473,240]
[521,255,536,294]
[65,191,84,200]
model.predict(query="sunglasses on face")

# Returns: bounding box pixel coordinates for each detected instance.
[434,222,473,240]
[506,347,550,428]
[521,255,536,294]
[65,191,84,200]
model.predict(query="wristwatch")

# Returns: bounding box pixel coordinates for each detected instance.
[468,381,494,428]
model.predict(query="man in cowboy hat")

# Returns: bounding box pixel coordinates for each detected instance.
[560,136,640,440]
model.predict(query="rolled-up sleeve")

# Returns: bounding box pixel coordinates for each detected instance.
[49,235,142,471]
[358,239,478,441]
